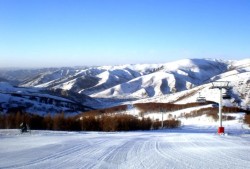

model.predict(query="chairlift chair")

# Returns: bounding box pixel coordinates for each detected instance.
[222,90,231,99]
[196,92,206,103]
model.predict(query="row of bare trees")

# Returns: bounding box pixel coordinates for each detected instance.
[244,114,250,127]
[134,102,216,115]
[83,105,128,116]
[80,114,152,131]
[180,106,249,121]
[180,107,218,120]
[0,111,182,131]
[0,112,80,131]
[79,102,217,118]
[151,119,181,129]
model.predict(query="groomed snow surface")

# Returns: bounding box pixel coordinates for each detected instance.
[1,120,250,169]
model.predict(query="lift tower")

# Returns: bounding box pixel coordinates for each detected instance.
[211,81,230,134]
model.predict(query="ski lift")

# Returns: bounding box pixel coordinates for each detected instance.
[222,89,231,99]
[196,92,206,103]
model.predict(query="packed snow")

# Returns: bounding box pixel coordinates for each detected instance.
[1,118,250,169]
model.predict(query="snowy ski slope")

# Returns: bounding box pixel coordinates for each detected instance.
[1,120,250,169]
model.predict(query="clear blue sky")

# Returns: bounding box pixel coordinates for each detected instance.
[0,0,250,68]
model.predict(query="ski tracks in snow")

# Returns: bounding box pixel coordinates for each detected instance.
[1,130,250,169]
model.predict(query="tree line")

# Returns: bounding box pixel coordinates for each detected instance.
[0,112,181,131]
[134,102,217,115]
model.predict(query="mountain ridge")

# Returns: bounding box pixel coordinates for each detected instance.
[0,58,249,112]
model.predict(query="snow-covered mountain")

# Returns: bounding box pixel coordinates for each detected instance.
[0,82,95,115]
[141,59,250,109]
[0,68,64,85]
[17,59,228,97]
[0,58,250,110]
